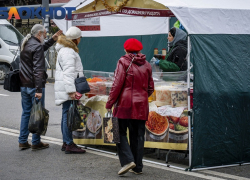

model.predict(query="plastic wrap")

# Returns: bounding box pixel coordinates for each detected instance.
[150,57,162,73]
[84,70,114,97]
[84,70,114,82]
[152,71,187,82]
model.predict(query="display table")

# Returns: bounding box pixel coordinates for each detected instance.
[73,70,192,150]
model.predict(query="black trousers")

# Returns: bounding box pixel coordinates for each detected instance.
[116,119,146,172]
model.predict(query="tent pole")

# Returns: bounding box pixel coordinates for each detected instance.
[168,17,171,51]
[66,20,68,31]
[187,35,192,167]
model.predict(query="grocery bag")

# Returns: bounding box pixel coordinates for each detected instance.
[28,99,49,135]
[40,107,49,136]
[150,57,162,73]
[67,100,82,131]
[103,111,120,144]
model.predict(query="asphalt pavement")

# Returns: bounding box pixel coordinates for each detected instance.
[0,83,250,180]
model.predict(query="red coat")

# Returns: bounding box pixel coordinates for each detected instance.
[106,53,154,120]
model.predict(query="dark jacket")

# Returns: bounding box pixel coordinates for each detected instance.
[20,36,55,93]
[106,53,154,121]
[159,40,187,72]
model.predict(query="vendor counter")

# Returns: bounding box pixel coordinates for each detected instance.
[73,70,193,150]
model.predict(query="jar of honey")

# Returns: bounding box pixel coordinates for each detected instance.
[162,48,167,60]
[154,48,158,55]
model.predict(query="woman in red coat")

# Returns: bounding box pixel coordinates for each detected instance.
[106,38,154,175]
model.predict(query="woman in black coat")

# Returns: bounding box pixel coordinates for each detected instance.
[159,27,188,72]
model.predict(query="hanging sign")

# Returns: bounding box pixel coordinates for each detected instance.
[71,7,174,20]
[72,16,101,31]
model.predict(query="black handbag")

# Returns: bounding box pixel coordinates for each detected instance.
[4,69,21,92]
[58,60,90,94]
[75,73,90,94]
[4,49,21,92]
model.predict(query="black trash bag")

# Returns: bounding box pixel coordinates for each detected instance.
[67,100,82,131]
[28,99,49,135]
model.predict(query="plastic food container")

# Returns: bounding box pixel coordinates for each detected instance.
[96,82,106,95]
[105,82,113,95]
[86,82,98,98]
[169,88,188,108]
[155,86,172,106]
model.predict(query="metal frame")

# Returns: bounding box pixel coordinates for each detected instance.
[187,35,192,168]
[78,144,250,171]
[191,163,250,171]
[73,16,192,171]
[191,164,242,171]
[168,17,171,51]
[77,145,187,171]
[69,15,250,171]
[78,145,117,156]
[66,7,250,172]
[143,159,187,171]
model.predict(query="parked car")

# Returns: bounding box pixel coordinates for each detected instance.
[0,19,23,84]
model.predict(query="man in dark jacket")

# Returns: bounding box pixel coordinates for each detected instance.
[19,24,62,151]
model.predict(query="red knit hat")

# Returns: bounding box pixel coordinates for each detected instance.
[124,38,143,52]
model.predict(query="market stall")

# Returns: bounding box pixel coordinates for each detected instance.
[72,70,190,151]
[155,0,250,170]
[55,0,190,153]
[54,0,250,171]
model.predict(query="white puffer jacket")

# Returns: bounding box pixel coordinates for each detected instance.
[54,36,84,105]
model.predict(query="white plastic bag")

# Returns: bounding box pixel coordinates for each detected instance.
[150,57,162,73]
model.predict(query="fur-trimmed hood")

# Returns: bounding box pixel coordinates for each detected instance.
[55,35,79,53]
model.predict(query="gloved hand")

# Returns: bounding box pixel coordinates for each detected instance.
[155,59,160,66]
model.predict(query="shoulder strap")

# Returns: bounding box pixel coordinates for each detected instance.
[58,60,63,71]
[57,54,84,77]
[126,57,135,73]
[56,49,64,71]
